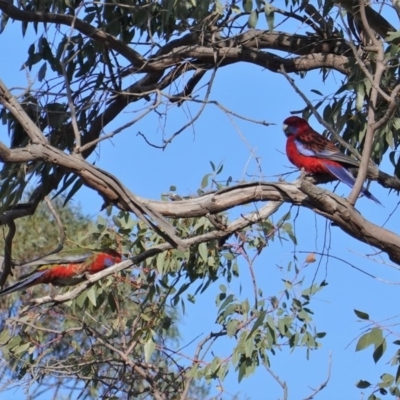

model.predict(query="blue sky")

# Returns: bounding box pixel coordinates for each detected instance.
[1,3,400,399]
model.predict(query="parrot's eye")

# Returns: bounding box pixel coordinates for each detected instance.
[283,124,296,136]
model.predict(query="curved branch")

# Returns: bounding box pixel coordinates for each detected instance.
[213,30,350,55]
[1,136,400,265]
[303,352,332,400]
[147,47,351,75]
[31,200,284,305]
[25,177,400,307]
[142,181,400,265]
[0,79,187,250]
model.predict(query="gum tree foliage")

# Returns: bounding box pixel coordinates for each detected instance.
[0,199,205,399]
[0,0,400,398]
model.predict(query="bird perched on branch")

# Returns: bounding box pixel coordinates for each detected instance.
[0,248,122,296]
[282,116,381,205]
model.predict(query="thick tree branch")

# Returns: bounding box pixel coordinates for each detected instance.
[0,141,187,250]
[0,134,398,266]
[26,177,400,307]
[0,81,187,250]
[0,80,46,144]
[31,200,284,305]
[146,47,351,75]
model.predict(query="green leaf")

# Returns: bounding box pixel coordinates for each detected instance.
[144,336,156,363]
[356,82,365,112]
[227,320,239,337]
[218,294,235,313]
[354,309,369,320]
[356,332,373,352]
[38,62,47,82]
[264,3,274,31]
[396,365,400,383]
[289,332,299,348]
[87,286,97,307]
[356,380,371,389]
[379,373,394,387]
[242,0,252,12]
[201,173,211,189]
[76,291,87,308]
[198,242,208,262]
[156,252,166,274]
[0,329,10,343]
[248,311,266,339]
[386,30,400,42]
[248,11,258,28]
[231,4,241,13]
[302,282,324,297]
[0,12,9,34]
[311,89,323,96]
[63,178,83,207]
[356,328,383,352]
[370,328,383,346]
[373,339,387,364]
[13,342,31,355]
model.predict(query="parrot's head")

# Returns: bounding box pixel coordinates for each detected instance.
[282,116,310,137]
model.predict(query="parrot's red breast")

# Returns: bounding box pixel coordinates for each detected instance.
[282,116,381,204]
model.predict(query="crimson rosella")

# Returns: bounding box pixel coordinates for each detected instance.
[282,116,381,204]
[0,248,122,296]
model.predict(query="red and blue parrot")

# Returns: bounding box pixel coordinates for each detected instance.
[0,248,122,296]
[282,116,381,204]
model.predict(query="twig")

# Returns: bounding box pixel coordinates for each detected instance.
[296,251,400,284]
[161,67,218,149]
[60,14,82,154]
[10,196,66,268]
[31,200,284,305]
[180,329,226,400]
[79,91,162,153]
[0,221,16,287]
[190,97,273,127]
[170,69,207,105]
[0,79,46,144]
[372,84,400,131]
[264,364,288,400]
[86,326,167,400]
[279,65,362,160]
[303,352,332,400]
[43,195,65,254]
[347,0,385,205]
[338,9,391,103]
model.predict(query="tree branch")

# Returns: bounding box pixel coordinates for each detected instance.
[303,352,332,400]
[347,0,384,205]
[26,175,400,306]
[31,200,284,305]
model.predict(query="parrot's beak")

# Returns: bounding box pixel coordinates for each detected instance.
[282,123,289,136]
